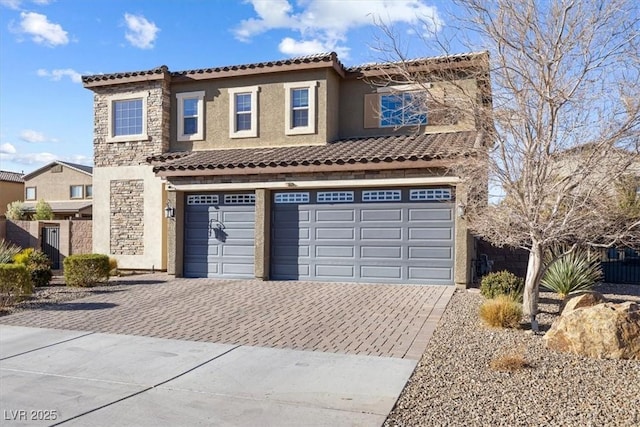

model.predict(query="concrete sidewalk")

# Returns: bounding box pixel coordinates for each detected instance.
[1,325,416,426]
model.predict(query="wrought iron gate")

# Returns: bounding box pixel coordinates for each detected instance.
[41,226,60,269]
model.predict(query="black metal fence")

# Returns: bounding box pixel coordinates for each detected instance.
[600,247,640,284]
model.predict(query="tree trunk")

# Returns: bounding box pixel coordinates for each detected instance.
[523,241,544,331]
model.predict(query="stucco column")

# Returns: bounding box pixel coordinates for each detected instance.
[166,190,178,276]
[254,188,271,280]
[454,184,474,288]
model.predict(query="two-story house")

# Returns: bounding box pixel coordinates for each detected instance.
[82,51,491,286]
[0,170,24,218]
[22,161,93,219]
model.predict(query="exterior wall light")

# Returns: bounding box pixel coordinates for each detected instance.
[164,202,175,219]
[456,203,466,218]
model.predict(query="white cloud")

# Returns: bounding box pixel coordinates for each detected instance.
[0,142,17,154]
[235,0,442,58]
[124,13,159,49]
[19,129,58,143]
[0,151,57,165]
[0,0,22,9]
[37,68,82,83]
[18,11,68,46]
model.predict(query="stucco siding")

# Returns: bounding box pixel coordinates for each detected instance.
[24,166,91,202]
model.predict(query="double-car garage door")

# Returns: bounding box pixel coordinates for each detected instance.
[184,188,455,285]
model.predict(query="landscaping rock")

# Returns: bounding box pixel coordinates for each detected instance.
[544,301,640,359]
[562,291,607,315]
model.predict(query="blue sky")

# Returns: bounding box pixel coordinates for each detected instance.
[0,0,457,174]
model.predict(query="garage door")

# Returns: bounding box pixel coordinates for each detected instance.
[271,188,455,285]
[184,193,255,278]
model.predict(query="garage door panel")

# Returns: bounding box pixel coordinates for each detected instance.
[361,265,402,279]
[316,245,354,258]
[409,266,452,280]
[271,263,310,279]
[315,264,354,278]
[409,227,452,240]
[222,211,254,223]
[361,228,402,240]
[316,228,355,240]
[273,210,310,222]
[273,244,309,257]
[409,246,453,260]
[361,246,402,259]
[221,262,254,275]
[221,245,254,256]
[361,208,403,222]
[408,208,452,221]
[316,209,355,222]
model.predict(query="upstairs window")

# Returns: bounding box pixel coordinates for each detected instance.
[70,185,83,199]
[85,185,93,198]
[177,91,205,141]
[284,81,317,135]
[228,86,259,138]
[107,91,148,142]
[380,92,427,127]
[26,187,36,200]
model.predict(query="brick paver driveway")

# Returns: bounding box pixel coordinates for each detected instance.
[0,275,454,359]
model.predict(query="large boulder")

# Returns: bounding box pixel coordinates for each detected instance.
[562,291,607,315]
[544,301,640,359]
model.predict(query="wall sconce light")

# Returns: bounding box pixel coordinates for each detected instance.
[456,203,466,218]
[164,202,175,219]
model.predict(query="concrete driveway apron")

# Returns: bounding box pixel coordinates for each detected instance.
[0,276,454,426]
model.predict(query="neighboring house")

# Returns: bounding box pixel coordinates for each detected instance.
[82,51,492,286]
[0,170,24,218]
[22,161,93,219]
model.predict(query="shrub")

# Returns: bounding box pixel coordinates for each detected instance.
[109,257,118,273]
[541,247,603,299]
[33,199,54,220]
[490,348,530,372]
[13,248,52,287]
[0,239,21,264]
[5,201,24,220]
[64,254,110,287]
[479,295,523,328]
[0,263,32,309]
[480,270,524,301]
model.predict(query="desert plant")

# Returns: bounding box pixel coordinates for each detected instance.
[63,254,110,287]
[490,347,530,372]
[108,257,118,274]
[541,247,603,299]
[479,295,523,329]
[0,239,21,263]
[0,263,32,309]
[33,199,54,220]
[14,248,52,287]
[5,201,25,220]
[480,271,524,301]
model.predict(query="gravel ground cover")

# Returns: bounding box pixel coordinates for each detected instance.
[385,284,640,427]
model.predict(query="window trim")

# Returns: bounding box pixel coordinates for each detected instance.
[106,91,149,143]
[70,185,84,199]
[228,86,259,138]
[25,187,36,201]
[176,91,205,141]
[284,81,317,135]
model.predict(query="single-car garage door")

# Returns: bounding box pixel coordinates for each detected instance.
[184,193,255,278]
[271,188,455,285]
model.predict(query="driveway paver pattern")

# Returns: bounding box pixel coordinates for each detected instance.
[0,275,454,359]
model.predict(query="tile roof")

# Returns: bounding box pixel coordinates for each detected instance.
[0,170,24,183]
[57,161,93,175]
[347,51,489,73]
[23,160,93,180]
[22,200,92,212]
[151,131,478,175]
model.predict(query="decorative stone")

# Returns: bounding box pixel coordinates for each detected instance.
[544,301,640,359]
[562,291,607,315]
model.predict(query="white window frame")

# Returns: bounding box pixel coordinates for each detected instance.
[362,190,402,202]
[70,185,84,199]
[224,194,256,205]
[410,188,452,201]
[85,185,93,199]
[25,187,36,200]
[284,81,318,135]
[317,191,354,203]
[106,91,149,143]
[187,195,219,205]
[274,192,310,204]
[228,86,259,138]
[176,91,205,141]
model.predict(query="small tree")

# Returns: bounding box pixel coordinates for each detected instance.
[5,201,24,220]
[33,199,54,220]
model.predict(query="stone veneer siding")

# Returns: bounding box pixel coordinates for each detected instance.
[110,179,144,255]
[70,220,92,254]
[92,79,170,168]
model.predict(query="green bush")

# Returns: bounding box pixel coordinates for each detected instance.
[541,247,603,299]
[33,199,54,220]
[480,270,524,301]
[0,263,32,308]
[13,248,52,287]
[0,239,21,264]
[5,201,25,220]
[63,254,110,287]
[479,295,523,328]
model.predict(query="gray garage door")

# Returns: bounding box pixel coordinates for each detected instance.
[271,188,455,285]
[184,193,255,278]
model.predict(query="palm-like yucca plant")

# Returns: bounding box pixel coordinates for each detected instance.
[541,246,603,299]
[0,239,21,264]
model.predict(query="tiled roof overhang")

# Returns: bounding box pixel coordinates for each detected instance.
[151,131,479,177]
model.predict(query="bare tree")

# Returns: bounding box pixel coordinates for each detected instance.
[371,0,640,329]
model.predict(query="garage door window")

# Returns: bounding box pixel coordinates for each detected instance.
[362,190,401,202]
[224,194,256,204]
[275,192,310,204]
[187,195,219,205]
[317,191,354,203]
[410,188,452,201]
